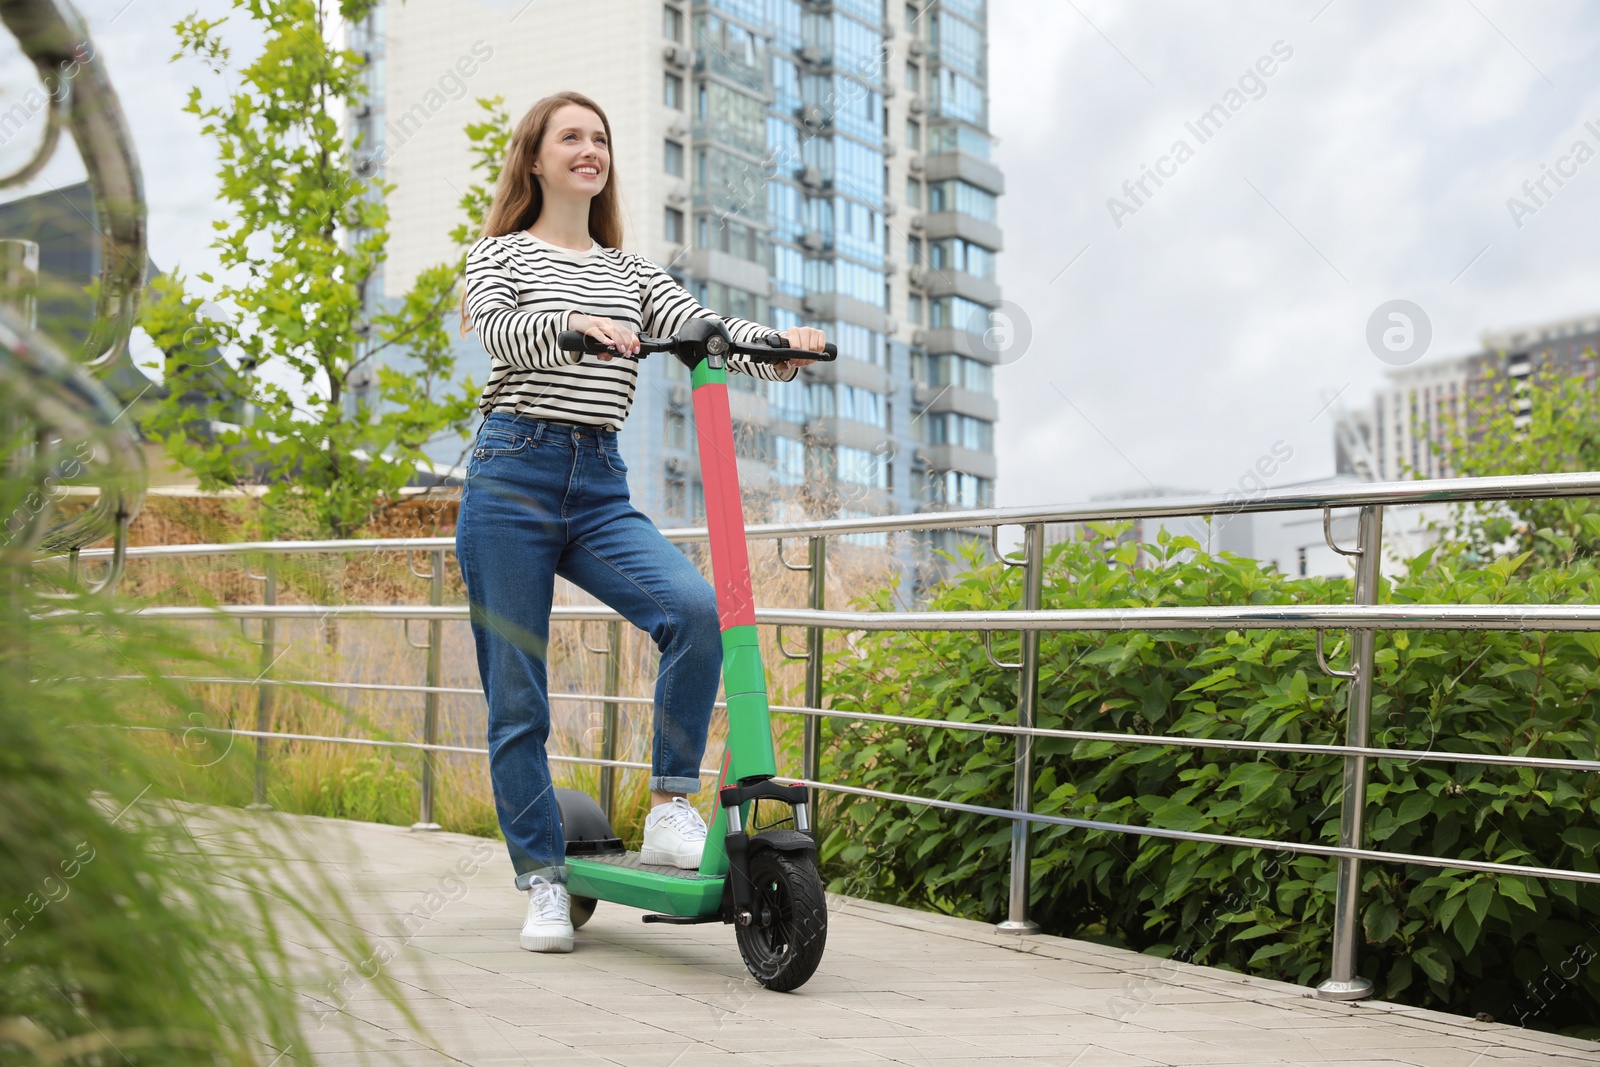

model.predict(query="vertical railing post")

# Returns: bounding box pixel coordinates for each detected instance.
[599,619,621,822]
[412,548,445,831]
[249,555,277,810]
[1318,504,1384,1000]
[997,522,1044,934]
[801,535,828,818]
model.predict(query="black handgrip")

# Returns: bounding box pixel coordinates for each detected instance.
[557,330,606,354]
[757,334,838,362]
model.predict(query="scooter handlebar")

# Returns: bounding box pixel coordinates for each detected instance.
[555,329,837,363]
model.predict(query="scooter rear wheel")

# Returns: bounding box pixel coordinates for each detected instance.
[735,849,827,992]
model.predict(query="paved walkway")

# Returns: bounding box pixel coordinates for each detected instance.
[268,814,1599,1067]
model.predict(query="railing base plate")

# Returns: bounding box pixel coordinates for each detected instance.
[1316,977,1374,1001]
[996,919,1041,935]
[410,822,443,832]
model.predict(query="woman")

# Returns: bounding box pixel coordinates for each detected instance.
[457,91,826,953]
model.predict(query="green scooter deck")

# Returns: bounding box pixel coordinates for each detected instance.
[566,853,724,915]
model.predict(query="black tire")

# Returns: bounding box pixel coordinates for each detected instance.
[734,849,827,992]
[570,895,596,930]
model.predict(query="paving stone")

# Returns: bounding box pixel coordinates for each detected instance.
[231,813,1600,1067]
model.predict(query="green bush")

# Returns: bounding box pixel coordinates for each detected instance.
[819,528,1600,1037]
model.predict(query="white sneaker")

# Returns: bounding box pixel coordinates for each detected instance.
[640,797,708,869]
[519,877,574,953]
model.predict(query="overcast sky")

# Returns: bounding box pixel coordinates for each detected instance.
[3,0,1598,510]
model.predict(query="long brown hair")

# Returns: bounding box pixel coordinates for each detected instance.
[459,91,625,334]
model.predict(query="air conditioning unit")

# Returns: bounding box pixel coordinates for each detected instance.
[354,155,377,177]
[801,295,821,314]
[663,44,690,67]
[800,104,830,130]
[800,230,826,252]
[665,455,689,475]
[883,258,899,274]
[908,96,925,115]
[908,266,930,288]
[882,201,897,217]
[666,188,689,205]
[912,329,928,347]
[667,119,688,138]
[799,43,826,66]
[907,155,925,174]
[907,38,925,57]
[908,214,925,232]
[354,104,372,120]
[881,82,896,99]
[669,385,690,407]
[882,141,896,158]
[884,318,899,335]
[799,165,825,189]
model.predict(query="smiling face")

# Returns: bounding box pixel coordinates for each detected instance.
[531,103,610,200]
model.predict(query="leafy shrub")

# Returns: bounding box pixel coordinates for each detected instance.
[819,528,1600,1036]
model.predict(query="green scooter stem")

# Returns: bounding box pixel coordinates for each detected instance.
[564,354,778,915]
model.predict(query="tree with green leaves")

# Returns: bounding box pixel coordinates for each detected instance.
[1437,355,1600,568]
[138,0,481,538]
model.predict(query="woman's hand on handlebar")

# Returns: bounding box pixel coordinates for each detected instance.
[773,325,827,373]
[570,313,639,359]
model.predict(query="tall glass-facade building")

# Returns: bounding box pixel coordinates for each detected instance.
[656,0,1004,537]
[352,1,1003,564]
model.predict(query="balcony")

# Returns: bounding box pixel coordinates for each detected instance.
[913,382,999,423]
[914,442,998,480]
[923,150,1005,195]
[923,269,1001,306]
[920,211,1003,251]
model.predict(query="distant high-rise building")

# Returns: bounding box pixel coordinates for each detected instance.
[351,1,1004,572]
[1368,355,1470,482]
[1475,310,1600,432]
[1353,309,1600,483]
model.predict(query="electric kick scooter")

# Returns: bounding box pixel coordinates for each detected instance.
[550,319,838,992]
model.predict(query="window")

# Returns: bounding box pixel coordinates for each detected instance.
[772,435,805,485]
[904,2,921,32]
[928,236,997,280]
[905,176,922,208]
[927,179,997,222]
[769,380,806,424]
[930,295,992,334]
[664,206,685,244]
[664,3,683,41]
[907,235,923,265]
[665,410,689,450]
[925,353,993,394]
[664,139,684,177]
[908,293,924,324]
[836,445,889,489]
[925,470,992,509]
[928,412,993,452]
[837,385,887,427]
[665,479,687,515]
[906,119,921,150]
[664,72,684,109]
[905,61,920,93]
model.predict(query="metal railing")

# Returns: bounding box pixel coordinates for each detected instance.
[82,469,1600,1002]
[1,0,149,586]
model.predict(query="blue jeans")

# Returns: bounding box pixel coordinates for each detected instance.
[455,413,723,889]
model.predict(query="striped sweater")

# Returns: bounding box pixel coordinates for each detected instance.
[464,230,795,428]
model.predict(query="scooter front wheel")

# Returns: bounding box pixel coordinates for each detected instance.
[735,849,827,991]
